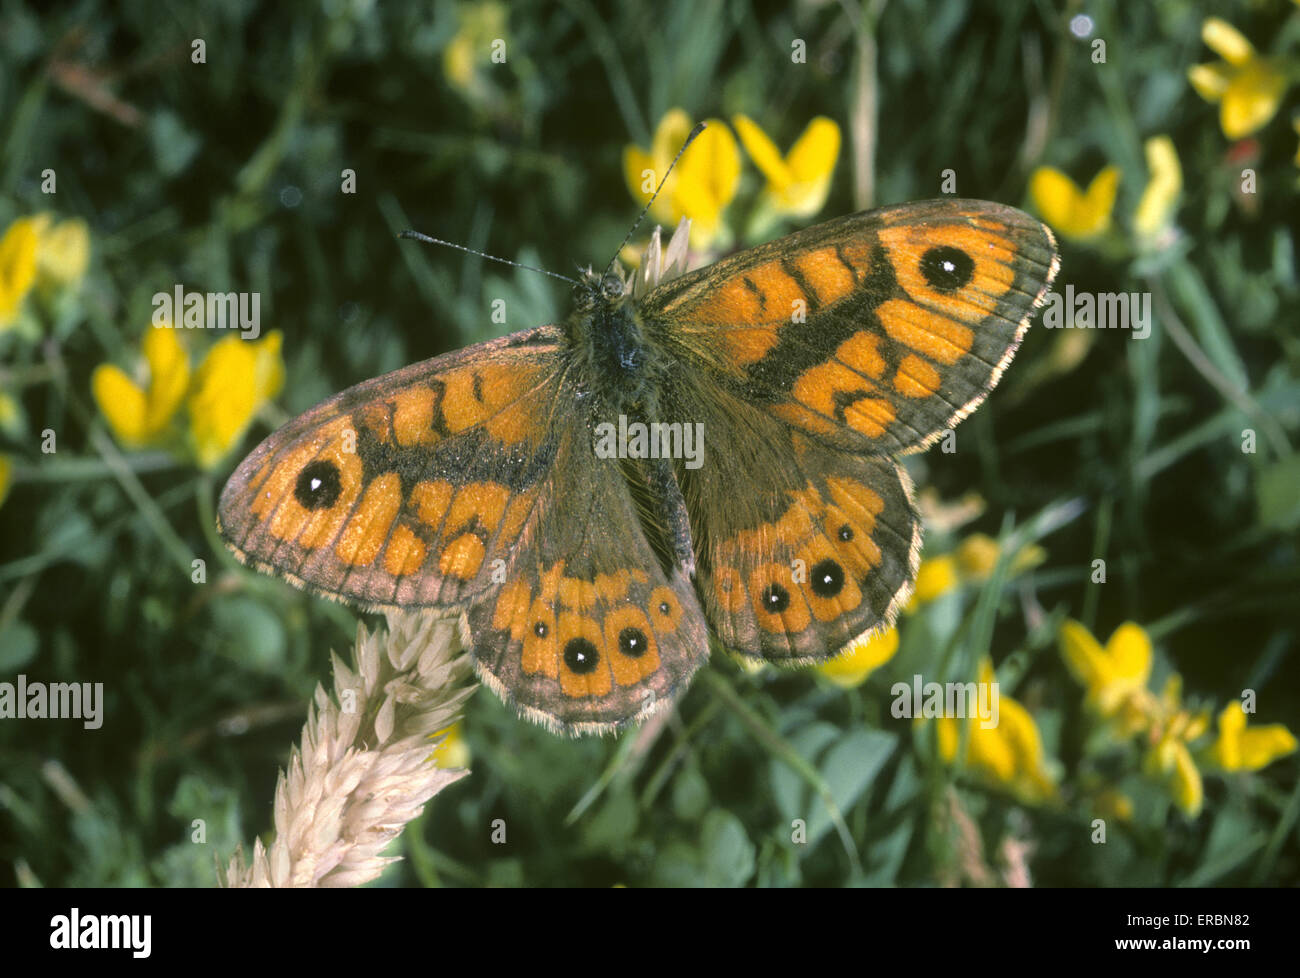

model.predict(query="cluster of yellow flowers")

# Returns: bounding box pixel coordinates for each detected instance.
[623,109,841,249]
[92,325,285,471]
[1030,17,1296,243]
[1061,620,1296,817]
[0,213,89,329]
[907,534,1046,612]
[0,212,92,508]
[1,211,286,509]
[812,521,1296,814]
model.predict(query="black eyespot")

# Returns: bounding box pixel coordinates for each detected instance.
[761,583,790,613]
[533,621,548,638]
[920,246,974,293]
[294,460,342,510]
[618,627,649,658]
[563,637,599,675]
[837,524,854,542]
[658,601,671,616]
[810,559,845,598]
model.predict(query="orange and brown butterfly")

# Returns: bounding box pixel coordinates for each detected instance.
[217,178,1059,735]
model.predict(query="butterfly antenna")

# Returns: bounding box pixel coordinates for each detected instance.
[397,231,580,285]
[601,121,706,279]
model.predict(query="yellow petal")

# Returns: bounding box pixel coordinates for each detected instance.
[1219,62,1287,139]
[967,722,1017,783]
[0,218,41,325]
[188,332,283,469]
[252,330,285,402]
[955,534,999,579]
[906,554,959,611]
[1169,741,1203,816]
[623,146,658,205]
[1029,165,1119,240]
[1202,17,1255,67]
[1058,618,1107,689]
[817,625,899,688]
[1133,135,1182,239]
[36,218,90,288]
[1079,166,1121,234]
[141,327,191,435]
[651,108,695,169]
[1105,622,1152,686]
[91,364,150,444]
[732,114,790,189]
[1187,63,1231,102]
[1236,725,1298,770]
[673,119,739,247]
[786,117,841,186]
[1207,703,1298,771]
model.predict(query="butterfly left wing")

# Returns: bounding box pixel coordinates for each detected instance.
[217,327,570,610]
[641,199,1058,457]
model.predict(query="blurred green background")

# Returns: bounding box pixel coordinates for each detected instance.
[1,0,1297,887]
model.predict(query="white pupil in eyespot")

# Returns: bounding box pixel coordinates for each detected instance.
[310,478,322,491]
[943,260,955,273]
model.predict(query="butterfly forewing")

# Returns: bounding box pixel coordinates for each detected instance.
[217,327,569,610]
[643,199,1059,456]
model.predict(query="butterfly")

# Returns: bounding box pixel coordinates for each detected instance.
[217,196,1059,735]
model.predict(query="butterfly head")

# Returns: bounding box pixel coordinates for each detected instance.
[573,264,629,314]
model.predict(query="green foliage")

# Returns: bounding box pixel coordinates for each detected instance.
[1,0,1297,887]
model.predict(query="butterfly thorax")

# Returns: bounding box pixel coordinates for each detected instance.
[567,267,665,417]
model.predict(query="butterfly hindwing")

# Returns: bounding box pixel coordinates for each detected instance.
[643,199,1059,456]
[676,388,921,663]
[217,326,568,610]
[464,396,710,734]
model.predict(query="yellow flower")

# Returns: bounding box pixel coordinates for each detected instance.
[1132,135,1182,241]
[624,109,740,248]
[1146,731,1204,817]
[1028,165,1120,240]
[937,658,1057,804]
[0,453,11,510]
[443,2,507,97]
[954,533,1046,581]
[0,217,40,326]
[817,626,898,688]
[1059,619,1153,727]
[431,722,471,769]
[187,332,284,470]
[92,326,191,447]
[732,114,840,219]
[1188,18,1288,140]
[35,217,90,290]
[1203,702,1298,772]
[904,554,959,612]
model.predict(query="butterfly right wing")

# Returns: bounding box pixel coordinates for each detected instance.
[641,199,1059,456]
